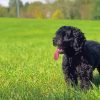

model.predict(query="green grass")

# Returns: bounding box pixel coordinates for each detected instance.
[0,18,100,100]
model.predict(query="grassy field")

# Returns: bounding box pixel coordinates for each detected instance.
[0,18,100,100]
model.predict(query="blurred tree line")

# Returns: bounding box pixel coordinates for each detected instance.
[0,0,100,20]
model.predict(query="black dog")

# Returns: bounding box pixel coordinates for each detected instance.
[53,26,100,90]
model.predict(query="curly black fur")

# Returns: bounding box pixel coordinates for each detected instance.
[53,26,100,90]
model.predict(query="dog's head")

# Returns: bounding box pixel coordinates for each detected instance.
[53,26,86,57]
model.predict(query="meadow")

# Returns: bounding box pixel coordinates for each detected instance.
[0,18,100,100]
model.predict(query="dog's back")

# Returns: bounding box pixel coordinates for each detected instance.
[84,40,100,68]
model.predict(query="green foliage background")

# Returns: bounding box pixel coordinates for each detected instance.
[0,0,100,19]
[0,18,100,100]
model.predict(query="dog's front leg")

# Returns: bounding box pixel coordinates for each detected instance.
[78,63,93,90]
[62,66,78,86]
[62,56,78,86]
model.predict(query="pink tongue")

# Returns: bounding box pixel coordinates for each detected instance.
[54,49,59,60]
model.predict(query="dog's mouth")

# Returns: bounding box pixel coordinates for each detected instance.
[57,47,64,54]
[54,47,64,60]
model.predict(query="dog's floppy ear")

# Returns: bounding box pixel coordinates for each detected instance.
[75,28,86,44]
[73,28,86,52]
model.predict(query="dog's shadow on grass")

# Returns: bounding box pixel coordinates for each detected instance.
[92,74,100,87]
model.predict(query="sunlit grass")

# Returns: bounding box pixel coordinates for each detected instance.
[0,18,100,100]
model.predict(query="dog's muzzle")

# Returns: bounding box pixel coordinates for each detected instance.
[53,37,62,46]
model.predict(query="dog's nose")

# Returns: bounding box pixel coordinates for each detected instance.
[53,38,55,42]
[53,38,57,46]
